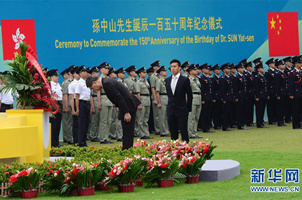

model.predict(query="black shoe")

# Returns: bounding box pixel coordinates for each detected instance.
[100,140,114,144]
[269,122,277,125]
[110,136,117,140]
[222,128,231,131]
[145,136,153,139]
[197,128,203,131]
[203,130,215,133]
[155,132,160,135]
[195,135,203,138]
[230,125,237,128]
[160,134,170,137]
[278,123,285,127]
[190,135,197,139]
[238,127,249,130]
[117,138,122,142]
[246,123,255,127]
[68,141,74,145]
[91,138,100,142]
[214,127,221,130]
[134,134,139,137]
[257,125,268,128]
[141,136,147,139]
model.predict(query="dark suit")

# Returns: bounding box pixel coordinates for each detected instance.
[147,77,155,133]
[165,74,192,142]
[284,67,293,122]
[199,74,212,131]
[101,78,141,149]
[254,74,268,127]
[220,74,234,130]
[211,75,222,129]
[265,69,278,124]
[275,71,288,125]
[244,72,255,126]
[233,74,247,129]
[288,69,302,129]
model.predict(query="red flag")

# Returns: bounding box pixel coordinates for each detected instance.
[267,12,299,57]
[1,19,36,60]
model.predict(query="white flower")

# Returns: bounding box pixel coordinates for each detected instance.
[54,172,58,177]
[12,28,25,50]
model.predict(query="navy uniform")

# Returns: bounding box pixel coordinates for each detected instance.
[283,57,293,123]
[244,62,255,126]
[211,64,222,129]
[275,60,288,126]
[48,69,63,147]
[253,57,262,76]
[265,58,277,124]
[146,67,155,134]
[220,63,234,131]
[74,66,91,147]
[254,64,268,128]
[288,56,302,129]
[230,64,237,128]
[199,63,214,132]
[234,64,248,129]
[181,61,190,78]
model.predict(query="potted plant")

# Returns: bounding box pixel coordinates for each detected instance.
[143,154,179,188]
[42,169,66,192]
[94,160,114,191]
[106,158,143,193]
[60,164,103,196]
[179,154,206,183]
[8,168,41,199]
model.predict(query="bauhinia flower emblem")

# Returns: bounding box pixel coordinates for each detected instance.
[12,28,25,50]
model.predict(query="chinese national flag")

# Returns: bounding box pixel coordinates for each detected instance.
[1,19,36,60]
[267,12,299,57]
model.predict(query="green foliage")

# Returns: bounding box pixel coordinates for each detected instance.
[8,170,41,193]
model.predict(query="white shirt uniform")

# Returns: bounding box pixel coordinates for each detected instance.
[75,78,90,101]
[0,88,14,105]
[50,81,63,101]
[68,79,79,99]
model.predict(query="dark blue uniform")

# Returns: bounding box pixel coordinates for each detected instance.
[244,72,255,126]
[254,73,268,127]
[233,73,247,129]
[288,68,302,129]
[220,74,234,130]
[275,70,288,126]
[284,66,293,122]
[199,74,213,132]
[211,74,222,129]
[230,74,237,128]
[265,69,278,124]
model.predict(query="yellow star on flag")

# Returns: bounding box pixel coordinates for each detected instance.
[270,17,276,29]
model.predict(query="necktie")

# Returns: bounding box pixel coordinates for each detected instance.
[171,76,177,95]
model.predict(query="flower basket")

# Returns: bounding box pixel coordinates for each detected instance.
[134,179,143,187]
[186,174,199,184]
[20,189,38,199]
[77,187,95,196]
[96,181,113,191]
[118,183,134,193]
[157,179,174,188]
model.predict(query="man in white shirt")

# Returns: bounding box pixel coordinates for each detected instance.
[75,66,91,147]
[47,69,63,147]
[0,71,15,112]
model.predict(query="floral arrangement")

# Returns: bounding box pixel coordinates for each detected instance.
[8,168,41,193]
[0,42,58,112]
[178,154,206,176]
[42,169,66,192]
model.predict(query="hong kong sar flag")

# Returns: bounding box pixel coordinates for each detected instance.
[1,19,36,60]
[267,12,300,57]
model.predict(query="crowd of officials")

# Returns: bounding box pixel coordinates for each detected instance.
[1,55,302,147]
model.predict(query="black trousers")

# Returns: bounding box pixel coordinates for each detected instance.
[267,96,277,123]
[168,113,189,143]
[245,98,254,125]
[276,96,285,125]
[230,101,237,127]
[72,99,78,143]
[121,110,136,150]
[148,100,155,133]
[284,96,292,122]
[292,97,302,129]
[212,100,222,128]
[235,99,245,128]
[78,101,90,147]
[0,103,13,112]
[199,101,212,131]
[221,101,232,130]
[255,99,266,127]
[50,102,62,147]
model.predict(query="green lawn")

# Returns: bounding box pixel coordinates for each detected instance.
[29,124,302,199]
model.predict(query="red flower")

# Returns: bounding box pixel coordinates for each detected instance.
[10,174,18,183]
[202,145,210,155]
[108,168,117,178]
[159,164,169,168]
[122,163,128,173]
[71,168,79,178]
[190,156,196,163]
[18,170,28,177]
[183,160,189,167]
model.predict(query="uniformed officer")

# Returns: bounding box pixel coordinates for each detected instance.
[61,65,74,144]
[149,60,161,135]
[244,61,256,126]
[220,63,234,131]
[275,60,288,127]
[68,66,79,144]
[211,64,222,129]
[283,57,293,123]
[288,56,302,129]
[48,69,63,147]
[89,66,101,142]
[254,63,268,128]
[115,67,127,141]
[135,67,152,139]
[0,71,15,112]
[230,63,237,128]
[187,64,203,138]
[253,57,262,76]
[125,65,139,137]
[265,58,277,125]
[234,63,248,130]
[155,66,170,137]
[147,67,156,134]
[75,65,91,147]
[199,63,214,133]
[98,62,114,144]
[181,61,190,78]
[108,67,119,140]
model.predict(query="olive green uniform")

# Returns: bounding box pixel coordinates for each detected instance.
[61,78,73,143]
[155,77,169,136]
[89,89,100,140]
[188,75,202,137]
[98,74,113,142]
[149,72,161,133]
